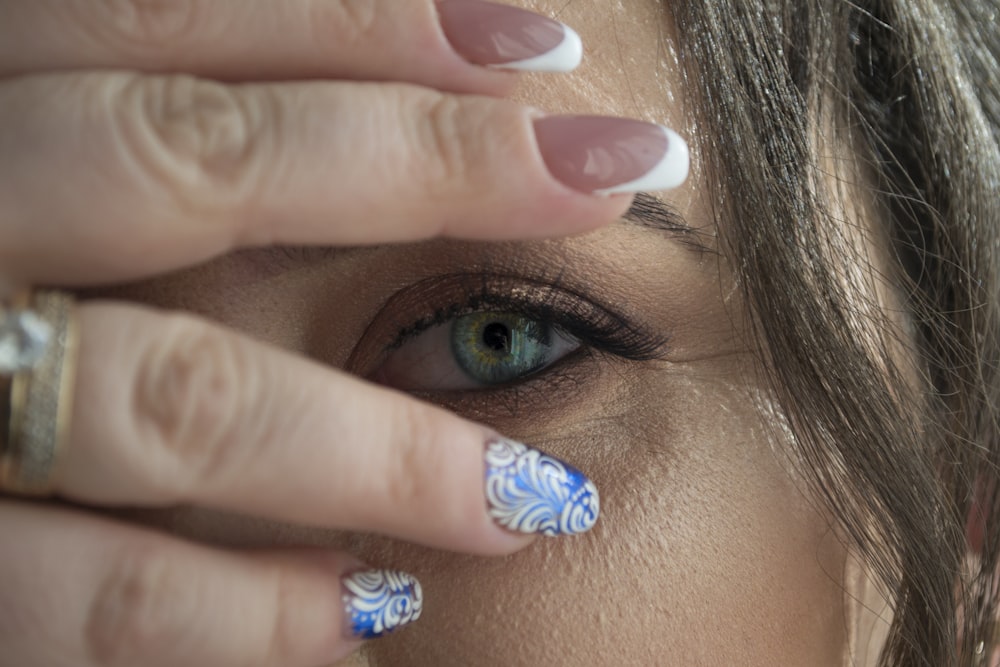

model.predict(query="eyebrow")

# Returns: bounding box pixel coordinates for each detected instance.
[624,192,715,253]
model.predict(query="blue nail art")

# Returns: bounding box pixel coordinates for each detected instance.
[484,438,600,536]
[342,570,423,639]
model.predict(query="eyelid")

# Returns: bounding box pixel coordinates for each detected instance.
[396,275,664,355]
[347,272,670,379]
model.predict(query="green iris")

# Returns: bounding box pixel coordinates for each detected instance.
[451,312,554,385]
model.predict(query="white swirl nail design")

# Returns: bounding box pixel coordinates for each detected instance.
[342,570,423,639]
[484,438,599,536]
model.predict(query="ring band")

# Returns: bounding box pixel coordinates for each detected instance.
[0,290,77,495]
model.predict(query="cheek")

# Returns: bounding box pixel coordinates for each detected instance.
[359,376,848,666]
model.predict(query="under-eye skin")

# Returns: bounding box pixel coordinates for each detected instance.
[359,272,670,400]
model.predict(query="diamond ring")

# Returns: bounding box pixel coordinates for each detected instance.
[0,290,77,495]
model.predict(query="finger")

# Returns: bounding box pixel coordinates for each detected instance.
[0,72,688,284]
[57,303,599,554]
[0,0,581,89]
[0,501,420,667]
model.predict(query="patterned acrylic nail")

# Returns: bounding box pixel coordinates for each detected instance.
[342,570,423,639]
[484,438,599,536]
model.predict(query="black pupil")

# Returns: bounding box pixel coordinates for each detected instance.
[482,322,511,352]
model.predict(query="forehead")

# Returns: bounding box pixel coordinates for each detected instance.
[504,0,706,238]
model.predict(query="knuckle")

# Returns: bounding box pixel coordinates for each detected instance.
[97,0,199,54]
[308,0,379,49]
[264,568,298,664]
[85,547,189,666]
[413,94,479,191]
[116,74,260,216]
[380,401,440,510]
[132,315,250,488]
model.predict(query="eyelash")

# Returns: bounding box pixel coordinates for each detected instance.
[385,275,670,367]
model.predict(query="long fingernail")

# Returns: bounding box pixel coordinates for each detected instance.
[484,437,599,536]
[533,116,690,195]
[341,570,423,639]
[438,0,582,73]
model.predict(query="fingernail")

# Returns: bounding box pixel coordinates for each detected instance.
[484,437,599,536]
[438,0,582,73]
[341,570,423,639]
[533,116,690,195]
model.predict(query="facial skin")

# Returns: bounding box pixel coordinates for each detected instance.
[91,1,875,664]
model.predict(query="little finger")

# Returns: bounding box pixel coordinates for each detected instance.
[0,500,421,667]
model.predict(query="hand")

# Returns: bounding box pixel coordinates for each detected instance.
[0,2,686,665]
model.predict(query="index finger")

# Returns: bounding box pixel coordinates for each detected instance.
[0,0,574,91]
[0,72,687,284]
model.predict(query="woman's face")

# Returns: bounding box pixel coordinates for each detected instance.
[96,1,876,664]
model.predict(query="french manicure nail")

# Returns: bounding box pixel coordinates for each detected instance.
[438,0,583,73]
[341,570,423,639]
[533,116,690,195]
[484,437,599,536]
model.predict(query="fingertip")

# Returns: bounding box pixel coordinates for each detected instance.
[474,523,539,556]
[475,186,633,242]
[250,551,423,659]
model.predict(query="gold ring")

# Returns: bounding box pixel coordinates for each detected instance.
[0,290,77,495]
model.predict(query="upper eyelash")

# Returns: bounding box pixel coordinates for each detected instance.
[386,275,670,363]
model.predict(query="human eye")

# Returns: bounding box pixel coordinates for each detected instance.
[374,310,582,390]
[358,273,669,396]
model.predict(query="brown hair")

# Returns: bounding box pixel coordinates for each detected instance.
[669,0,1000,664]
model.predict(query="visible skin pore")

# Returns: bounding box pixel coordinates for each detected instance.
[88,1,888,665]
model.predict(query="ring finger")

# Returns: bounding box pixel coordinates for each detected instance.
[52,302,598,553]
[0,500,417,667]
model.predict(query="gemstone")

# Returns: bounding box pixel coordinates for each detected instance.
[0,310,52,374]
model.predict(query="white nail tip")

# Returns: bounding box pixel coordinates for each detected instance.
[489,24,583,73]
[594,127,691,196]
